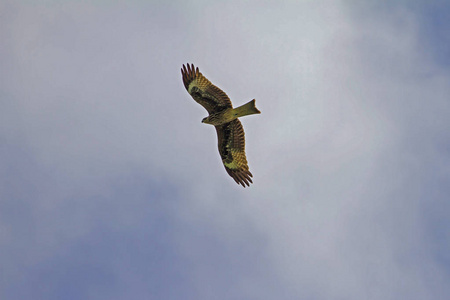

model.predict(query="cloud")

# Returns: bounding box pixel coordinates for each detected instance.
[1,1,449,299]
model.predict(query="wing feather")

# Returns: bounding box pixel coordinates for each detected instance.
[181,63,232,114]
[215,119,253,187]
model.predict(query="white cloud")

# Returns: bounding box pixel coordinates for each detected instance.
[1,1,449,299]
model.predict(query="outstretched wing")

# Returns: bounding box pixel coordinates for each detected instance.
[181,63,232,114]
[216,119,253,187]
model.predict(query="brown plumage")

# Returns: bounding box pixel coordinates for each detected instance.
[181,63,260,187]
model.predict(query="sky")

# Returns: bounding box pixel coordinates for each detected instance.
[1,0,450,299]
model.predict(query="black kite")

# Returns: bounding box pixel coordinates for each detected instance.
[181,63,261,187]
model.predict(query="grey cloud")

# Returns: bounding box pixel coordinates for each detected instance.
[1,1,449,299]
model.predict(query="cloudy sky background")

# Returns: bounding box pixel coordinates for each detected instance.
[1,0,450,299]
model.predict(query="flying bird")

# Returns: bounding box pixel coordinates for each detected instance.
[181,63,261,187]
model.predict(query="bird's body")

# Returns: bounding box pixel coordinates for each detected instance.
[202,99,260,126]
[181,63,260,187]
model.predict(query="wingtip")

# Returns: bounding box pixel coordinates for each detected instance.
[182,63,200,90]
[228,168,253,188]
[181,63,200,77]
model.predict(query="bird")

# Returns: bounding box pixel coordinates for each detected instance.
[181,63,261,187]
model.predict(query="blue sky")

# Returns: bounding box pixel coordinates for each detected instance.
[1,1,450,299]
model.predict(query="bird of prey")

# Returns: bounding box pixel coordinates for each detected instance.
[181,63,261,187]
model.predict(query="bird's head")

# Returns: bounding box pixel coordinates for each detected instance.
[201,116,212,124]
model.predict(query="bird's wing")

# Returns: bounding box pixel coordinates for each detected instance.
[181,63,233,114]
[216,119,253,187]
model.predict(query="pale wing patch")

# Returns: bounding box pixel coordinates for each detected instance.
[188,75,211,94]
[188,79,198,94]
[223,160,239,169]
[223,149,248,170]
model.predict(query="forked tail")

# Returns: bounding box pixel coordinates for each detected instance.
[232,99,261,118]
